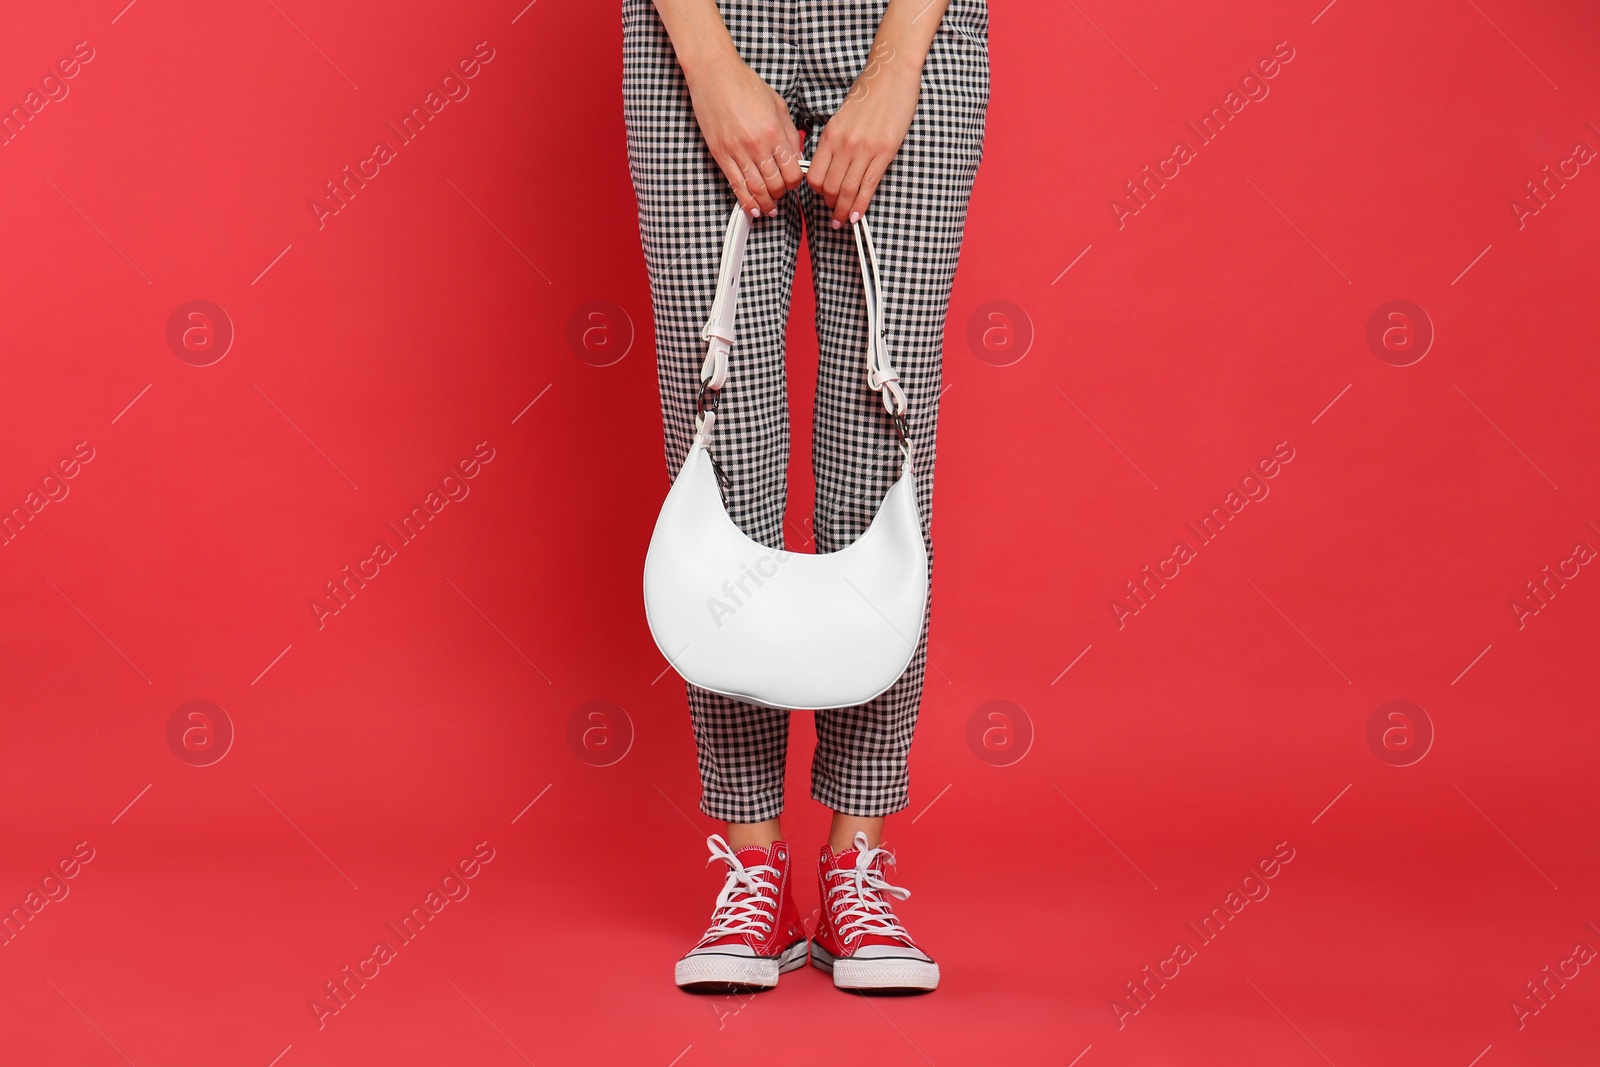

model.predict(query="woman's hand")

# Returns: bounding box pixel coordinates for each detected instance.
[807,40,922,229]
[685,59,806,219]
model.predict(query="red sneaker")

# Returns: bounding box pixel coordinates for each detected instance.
[674,834,808,991]
[811,831,939,992]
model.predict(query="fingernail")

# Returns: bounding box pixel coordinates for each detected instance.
[767,209,778,218]
[850,211,861,223]
[831,219,842,230]
[750,207,761,218]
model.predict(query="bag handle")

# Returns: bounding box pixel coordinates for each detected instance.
[694,158,911,465]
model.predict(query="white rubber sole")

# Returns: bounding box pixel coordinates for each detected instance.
[675,939,808,990]
[810,942,940,992]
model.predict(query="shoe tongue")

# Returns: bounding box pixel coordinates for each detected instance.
[713,848,779,918]
[733,844,774,868]
[827,841,889,870]
[730,842,795,874]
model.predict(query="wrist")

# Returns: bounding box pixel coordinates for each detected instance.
[677,32,743,92]
[855,38,924,92]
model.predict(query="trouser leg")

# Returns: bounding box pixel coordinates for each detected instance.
[622,0,806,823]
[797,0,991,817]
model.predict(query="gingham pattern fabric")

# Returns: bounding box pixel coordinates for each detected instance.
[623,0,989,821]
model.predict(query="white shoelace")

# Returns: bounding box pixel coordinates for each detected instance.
[698,834,780,942]
[823,831,912,945]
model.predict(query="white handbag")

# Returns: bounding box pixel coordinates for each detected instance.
[643,163,929,712]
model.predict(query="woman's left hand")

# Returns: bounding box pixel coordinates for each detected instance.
[807,40,922,229]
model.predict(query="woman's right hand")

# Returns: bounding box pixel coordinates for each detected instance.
[684,59,805,219]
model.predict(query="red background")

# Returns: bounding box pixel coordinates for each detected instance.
[3,0,1599,1064]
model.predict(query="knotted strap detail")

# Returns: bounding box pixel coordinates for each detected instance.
[696,158,911,465]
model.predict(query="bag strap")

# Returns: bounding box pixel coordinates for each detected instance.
[694,158,911,465]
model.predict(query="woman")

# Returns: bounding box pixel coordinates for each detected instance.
[622,0,989,993]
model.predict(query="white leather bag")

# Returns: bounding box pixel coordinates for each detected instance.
[643,163,928,712]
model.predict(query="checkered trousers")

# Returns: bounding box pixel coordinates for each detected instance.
[623,0,989,821]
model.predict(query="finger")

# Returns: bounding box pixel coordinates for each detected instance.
[740,158,779,216]
[830,153,870,228]
[770,136,804,192]
[715,154,762,219]
[755,152,787,206]
[807,141,834,205]
[770,98,806,191]
[851,159,887,222]
[821,144,850,206]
